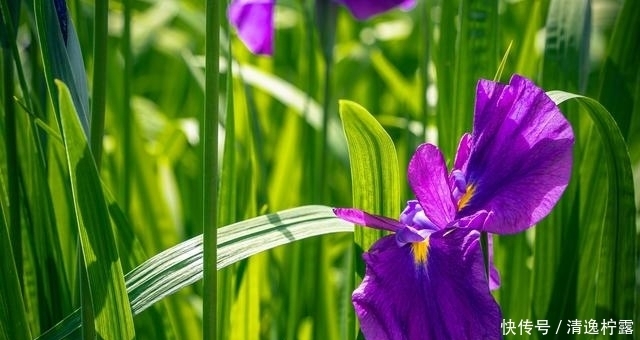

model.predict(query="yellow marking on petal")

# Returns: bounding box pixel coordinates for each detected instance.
[457,184,476,211]
[412,239,430,264]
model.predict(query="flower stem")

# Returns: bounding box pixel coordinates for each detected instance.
[90,0,108,167]
[203,0,220,338]
[122,0,132,212]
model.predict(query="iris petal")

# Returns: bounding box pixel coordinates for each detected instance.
[336,0,416,20]
[408,144,456,228]
[228,0,275,55]
[399,200,439,231]
[463,75,574,233]
[353,229,501,340]
[333,208,405,232]
[453,133,472,172]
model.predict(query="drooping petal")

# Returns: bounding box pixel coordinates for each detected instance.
[462,74,574,234]
[353,229,501,339]
[454,210,493,230]
[228,0,275,55]
[395,225,432,246]
[408,144,456,228]
[335,0,416,20]
[333,208,405,232]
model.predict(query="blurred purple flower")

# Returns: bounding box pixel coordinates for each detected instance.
[227,0,416,55]
[334,74,574,339]
[336,0,416,20]
[228,0,275,55]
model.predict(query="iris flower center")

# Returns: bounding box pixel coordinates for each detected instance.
[457,184,475,210]
[411,240,429,264]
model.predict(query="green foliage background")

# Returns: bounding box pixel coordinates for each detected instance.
[0,0,637,339]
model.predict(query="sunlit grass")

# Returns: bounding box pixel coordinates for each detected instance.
[0,0,637,339]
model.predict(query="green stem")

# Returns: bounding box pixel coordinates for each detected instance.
[419,0,432,140]
[203,0,220,338]
[316,1,336,203]
[314,3,339,339]
[90,0,108,167]
[122,0,132,212]
[3,48,21,288]
[0,0,33,114]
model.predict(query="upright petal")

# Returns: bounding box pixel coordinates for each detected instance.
[453,133,472,172]
[228,0,275,55]
[462,75,574,234]
[333,208,405,232]
[336,0,416,20]
[408,144,456,228]
[353,229,501,340]
[399,200,439,231]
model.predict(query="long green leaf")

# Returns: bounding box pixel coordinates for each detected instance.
[548,91,636,331]
[596,0,640,158]
[339,100,400,338]
[34,0,90,135]
[530,3,591,337]
[542,0,591,92]
[339,100,400,248]
[36,205,353,340]
[453,0,498,149]
[183,53,348,164]
[56,80,135,339]
[0,181,31,340]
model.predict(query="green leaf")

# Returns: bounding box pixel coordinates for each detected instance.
[596,0,640,158]
[542,0,591,92]
[339,100,400,249]
[453,0,499,148]
[339,98,399,340]
[56,80,135,339]
[0,185,31,340]
[183,53,348,164]
[369,48,420,115]
[547,91,636,327]
[36,205,353,340]
[34,0,90,135]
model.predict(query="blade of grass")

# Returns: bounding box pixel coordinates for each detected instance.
[183,53,349,164]
[0,177,31,340]
[548,91,636,327]
[542,0,591,93]
[339,100,400,248]
[34,0,90,136]
[531,2,591,334]
[203,0,220,339]
[122,0,133,212]
[513,0,544,78]
[2,44,22,290]
[36,205,354,340]
[90,0,108,165]
[106,190,178,340]
[339,100,400,338]
[432,0,457,157]
[454,0,498,144]
[217,29,237,340]
[596,0,640,153]
[56,80,135,339]
[1,0,33,116]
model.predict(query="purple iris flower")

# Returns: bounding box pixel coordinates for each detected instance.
[227,0,416,55]
[334,74,574,339]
